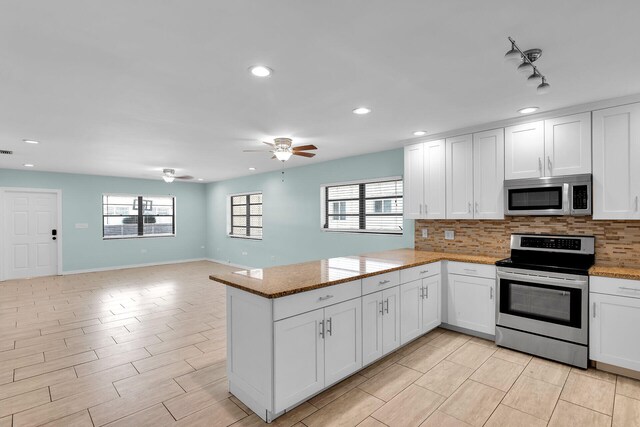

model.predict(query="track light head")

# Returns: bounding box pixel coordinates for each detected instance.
[504,42,521,63]
[527,71,543,87]
[537,78,551,95]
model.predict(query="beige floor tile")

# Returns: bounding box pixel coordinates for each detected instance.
[145,333,208,355]
[371,384,444,426]
[74,348,150,377]
[549,399,612,427]
[50,363,138,400]
[617,375,640,401]
[428,331,470,352]
[94,335,161,358]
[397,344,452,373]
[503,375,562,421]
[360,352,402,378]
[194,336,225,353]
[309,373,367,408]
[357,417,386,427]
[358,363,422,401]
[103,403,176,427]
[572,367,617,384]
[113,360,194,395]
[185,346,226,370]
[414,360,474,397]
[485,404,547,427]
[523,357,571,387]
[0,387,51,418]
[0,416,11,427]
[229,395,251,416]
[132,345,202,373]
[173,398,246,427]
[469,336,498,349]
[174,360,226,392]
[439,380,505,426]
[561,371,616,415]
[470,356,524,392]
[492,348,532,366]
[420,410,471,426]
[230,402,316,427]
[39,410,93,427]
[0,368,76,401]
[446,342,495,370]
[14,351,97,381]
[0,340,66,364]
[613,394,640,427]
[164,377,230,419]
[302,388,384,427]
[2,352,44,371]
[0,370,12,385]
[396,330,444,356]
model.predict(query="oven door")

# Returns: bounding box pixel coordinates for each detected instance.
[496,267,588,344]
[505,183,569,216]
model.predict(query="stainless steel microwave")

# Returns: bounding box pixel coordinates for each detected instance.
[504,174,592,216]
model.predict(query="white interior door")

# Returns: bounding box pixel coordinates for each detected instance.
[2,189,60,280]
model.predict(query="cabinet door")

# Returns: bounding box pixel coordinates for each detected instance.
[382,287,401,354]
[446,134,474,219]
[421,275,441,333]
[362,291,383,366]
[400,280,423,345]
[473,129,505,219]
[324,298,362,385]
[274,309,325,412]
[424,139,446,219]
[590,293,640,372]
[544,112,592,176]
[404,143,425,219]
[505,121,545,180]
[593,103,640,219]
[448,274,495,335]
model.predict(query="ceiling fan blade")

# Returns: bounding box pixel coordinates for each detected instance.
[271,155,276,160]
[176,175,193,180]
[293,151,316,158]
[292,144,318,151]
[243,149,272,152]
[262,141,276,147]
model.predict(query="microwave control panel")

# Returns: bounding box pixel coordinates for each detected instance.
[573,185,589,210]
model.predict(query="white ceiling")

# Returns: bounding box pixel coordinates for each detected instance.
[1,0,639,182]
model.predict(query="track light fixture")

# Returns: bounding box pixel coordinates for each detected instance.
[505,37,550,95]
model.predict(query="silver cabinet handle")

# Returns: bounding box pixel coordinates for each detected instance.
[378,280,390,286]
[425,286,429,299]
[425,204,428,214]
[419,204,422,215]
[619,286,640,292]
[379,301,384,315]
[319,320,325,338]
[475,201,479,213]
[420,286,424,299]
[490,287,494,300]
[636,196,639,212]
[318,295,334,301]
[538,157,542,174]
[593,302,596,318]
[326,317,332,336]
[384,298,389,314]
[547,156,552,172]
[463,268,477,274]
[419,270,429,274]
[468,202,471,213]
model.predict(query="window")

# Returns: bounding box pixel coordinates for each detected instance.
[103,194,175,239]
[322,178,403,234]
[229,193,263,239]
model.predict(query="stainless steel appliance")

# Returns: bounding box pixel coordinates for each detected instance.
[504,174,592,216]
[495,234,595,368]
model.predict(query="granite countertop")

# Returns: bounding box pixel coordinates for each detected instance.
[589,265,640,281]
[209,248,503,298]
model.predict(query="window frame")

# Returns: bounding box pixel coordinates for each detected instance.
[320,176,404,235]
[227,191,263,240]
[102,193,176,240]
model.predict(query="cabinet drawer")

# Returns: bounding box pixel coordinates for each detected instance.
[591,276,640,299]
[273,280,361,321]
[400,262,441,283]
[447,262,495,279]
[362,270,400,295]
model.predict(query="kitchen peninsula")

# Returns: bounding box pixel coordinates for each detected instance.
[210,249,501,422]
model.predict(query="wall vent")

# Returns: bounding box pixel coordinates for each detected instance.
[0,149,13,155]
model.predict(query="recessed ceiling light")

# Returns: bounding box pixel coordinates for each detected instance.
[249,167,256,171]
[518,107,539,114]
[197,178,204,181]
[23,163,34,167]
[249,65,272,77]
[353,107,371,115]
[23,139,39,144]
[413,131,427,136]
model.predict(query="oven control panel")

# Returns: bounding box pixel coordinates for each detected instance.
[520,237,581,251]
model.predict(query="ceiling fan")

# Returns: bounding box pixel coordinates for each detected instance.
[243,137,317,161]
[161,168,193,183]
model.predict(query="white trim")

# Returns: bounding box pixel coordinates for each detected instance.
[206,258,254,270]
[0,187,63,281]
[63,257,208,275]
[321,175,403,188]
[320,228,404,236]
[399,92,640,146]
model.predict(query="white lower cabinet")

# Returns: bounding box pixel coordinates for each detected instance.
[590,277,640,372]
[274,298,361,412]
[447,264,495,335]
[400,275,441,344]
[362,286,400,366]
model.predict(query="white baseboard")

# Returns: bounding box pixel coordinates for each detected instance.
[62,258,207,275]
[206,258,254,270]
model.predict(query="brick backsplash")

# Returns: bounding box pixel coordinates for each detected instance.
[415,217,640,268]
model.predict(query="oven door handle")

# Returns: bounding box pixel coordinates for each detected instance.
[497,270,588,288]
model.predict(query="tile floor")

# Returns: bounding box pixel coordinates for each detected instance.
[0,261,639,426]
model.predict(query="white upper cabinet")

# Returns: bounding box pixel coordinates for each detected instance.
[505,121,545,180]
[473,129,505,219]
[423,139,447,219]
[544,113,592,176]
[446,134,474,219]
[593,103,640,220]
[404,143,424,219]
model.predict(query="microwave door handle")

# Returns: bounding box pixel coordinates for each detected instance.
[563,183,570,214]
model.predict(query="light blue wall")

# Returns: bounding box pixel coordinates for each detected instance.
[0,169,207,272]
[205,148,413,268]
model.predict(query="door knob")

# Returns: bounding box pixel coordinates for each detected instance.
[52,229,57,241]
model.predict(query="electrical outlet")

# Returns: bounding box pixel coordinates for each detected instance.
[444,230,455,240]
[421,229,428,238]
[242,251,248,256]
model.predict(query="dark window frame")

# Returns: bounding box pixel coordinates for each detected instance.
[229,192,263,239]
[102,195,175,239]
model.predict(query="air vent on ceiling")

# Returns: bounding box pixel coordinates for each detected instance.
[0,149,13,155]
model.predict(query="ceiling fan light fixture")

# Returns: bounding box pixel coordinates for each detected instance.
[275,151,292,162]
[162,175,175,183]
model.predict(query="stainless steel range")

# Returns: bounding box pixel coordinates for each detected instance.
[495,234,595,368]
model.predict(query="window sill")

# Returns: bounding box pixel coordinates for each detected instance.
[227,234,263,241]
[320,229,403,236]
[103,234,175,240]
